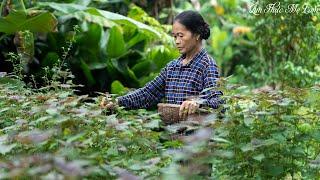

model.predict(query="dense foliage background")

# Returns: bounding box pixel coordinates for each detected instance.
[0,0,319,179]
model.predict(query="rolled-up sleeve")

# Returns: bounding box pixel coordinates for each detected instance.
[200,60,224,109]
[117,65,167,109]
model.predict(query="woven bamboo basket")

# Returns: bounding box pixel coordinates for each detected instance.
[157,103,210,125]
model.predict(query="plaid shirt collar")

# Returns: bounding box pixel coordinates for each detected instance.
[174,48,206,68]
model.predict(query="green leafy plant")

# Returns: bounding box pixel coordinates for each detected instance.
[209,82,320,179]
[28,2,179,93]
[0,76,170,179]
[239,0,320,87]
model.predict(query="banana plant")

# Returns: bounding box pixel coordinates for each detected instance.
[38,2,178,94]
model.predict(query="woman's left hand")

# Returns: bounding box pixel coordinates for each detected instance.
[179,100,200,119]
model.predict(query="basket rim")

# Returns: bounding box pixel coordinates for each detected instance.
[157,103,181,108]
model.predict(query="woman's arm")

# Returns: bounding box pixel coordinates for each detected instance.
[200,60,224,109]
[116,64,168,109]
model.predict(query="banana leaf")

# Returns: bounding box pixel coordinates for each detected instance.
[38,2,160,37]
[0,10,57,34]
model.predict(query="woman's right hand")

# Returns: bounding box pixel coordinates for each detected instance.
[100,97,108,107]
[100,96,119,110]
[179,100,200,119]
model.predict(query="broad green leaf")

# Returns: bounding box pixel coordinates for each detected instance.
[76,23,106,65]
[271,132,286,143]
[294,106,310,115]
[126,68,140,86]
[132,60,152,78]
[66,133,85,143]
[46,108,58,115]
[147,46,179,70]
[225,0,237,9]
[213,150,234,159]
[163,140,183,148]
[253,153,265,162]
[290,147,305,157]
[30,116,51,125]
[211,26,228,51]
[0,135,8,143]
[106,146,118,156]
[278,98,294,106]
[106,26,126,58]
[139,73,157,86]
[111,80,125,94]
[0,144,16,155]
[0,10,57,34]
[87,62,108,70]
[59,8,115,28]
[212,137,230,143]
[162,164,184,180]
[265,164,284,176]
[241,143,254,152]
[80,60,96,85]
[262,139,277,146]
[111,58,139,86]
[0,107,10,113]
[42,52,59,67]
[100,28,109,50]
[40,2,160,37]
[97,9,160,37]
[127,5,161,27]
[105,114,118,125]
[223,46,233,60]
[244,117,254,126]
[311,131,320,142]
[126,31,147,49]
[38,2,87,14]
[111,58,126,74]
[105,58,118,75]
[143,119,160,129]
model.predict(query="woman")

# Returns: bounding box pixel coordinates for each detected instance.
[103,10,223,119]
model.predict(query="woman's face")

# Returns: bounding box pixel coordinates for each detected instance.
[172,21,199,55]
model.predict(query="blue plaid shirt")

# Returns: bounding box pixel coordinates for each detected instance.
[117,48,223,109]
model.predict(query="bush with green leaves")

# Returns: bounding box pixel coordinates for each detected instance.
[0,76,170,179]
[210,83,320,178]
[1,1,179,94]
[161,81,320,179]
[39,2,179,94]
[1,74,319,179]
[186,0,320,87]
[237,0,320,87]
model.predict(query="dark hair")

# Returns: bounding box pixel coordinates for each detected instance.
[174,10,210,40]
